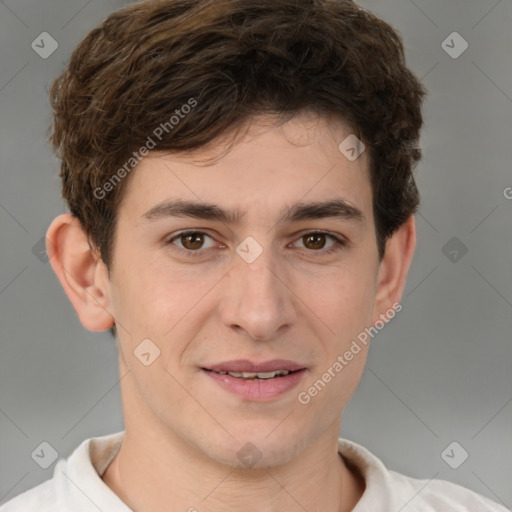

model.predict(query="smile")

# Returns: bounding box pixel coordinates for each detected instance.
[209,369,293,379]
[202,362,307,401]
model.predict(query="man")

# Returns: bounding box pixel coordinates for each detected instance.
[1,0,507,510]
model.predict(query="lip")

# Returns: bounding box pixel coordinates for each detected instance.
[202,359,307,401]
[203,368,307,401]
[204,359,306,373]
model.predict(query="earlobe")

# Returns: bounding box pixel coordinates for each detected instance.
[46,213,115,332]
[372,215,416,324]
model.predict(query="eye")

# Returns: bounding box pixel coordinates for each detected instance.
[167,230,218,254]
[292,231,346,254]
[166,229,347,258]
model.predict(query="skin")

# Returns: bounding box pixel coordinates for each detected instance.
[46,112,416,512]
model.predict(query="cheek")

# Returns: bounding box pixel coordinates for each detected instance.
[301,270,374,402]
[305,262,376,337]
[109,239,179,324]
[110,255,219,366]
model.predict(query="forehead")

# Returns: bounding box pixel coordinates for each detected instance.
[119,113,373,225]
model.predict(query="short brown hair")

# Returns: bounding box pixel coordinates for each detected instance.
[49,0,427,270]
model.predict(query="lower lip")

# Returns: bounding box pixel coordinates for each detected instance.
[203,369,307,401]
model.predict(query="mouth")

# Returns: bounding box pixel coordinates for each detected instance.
[203,359,306,374]
[203,368,301,380]
[201,359,307,401]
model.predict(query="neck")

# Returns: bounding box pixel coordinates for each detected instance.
[102,362,365,512]
[102,422,365,512]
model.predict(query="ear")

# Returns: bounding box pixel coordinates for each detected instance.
[372,215,416,324]
[46,213,114,332]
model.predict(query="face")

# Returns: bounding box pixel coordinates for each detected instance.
[103,113,385,467]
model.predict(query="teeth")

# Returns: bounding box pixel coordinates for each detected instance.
[216,370,291,379]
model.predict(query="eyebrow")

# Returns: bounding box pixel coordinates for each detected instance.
[141,199,365,225]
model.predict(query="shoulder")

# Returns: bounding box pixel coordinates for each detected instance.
[1,431,125,512]
[0,476,58,512]
[337,438,509,512]
[387,468,509,512]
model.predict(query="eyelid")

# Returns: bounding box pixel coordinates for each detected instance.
[166,229,348,256]
[289,230,347,252]
[292,228,347,243]
[166,230,220,254]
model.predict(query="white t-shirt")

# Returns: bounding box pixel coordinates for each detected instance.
[0,431,508,511]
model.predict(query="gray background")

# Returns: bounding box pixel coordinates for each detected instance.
[1,0,511,508]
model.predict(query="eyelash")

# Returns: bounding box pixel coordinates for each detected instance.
[165,230,347,258]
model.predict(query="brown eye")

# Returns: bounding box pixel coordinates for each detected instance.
[168,231,217,254]
[180,232,205,250]
[303,233,327,250]
[293,231,346,255]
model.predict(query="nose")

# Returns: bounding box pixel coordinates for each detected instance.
[219,252,297,341]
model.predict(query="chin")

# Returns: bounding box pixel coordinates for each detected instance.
[197,426,310,470]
